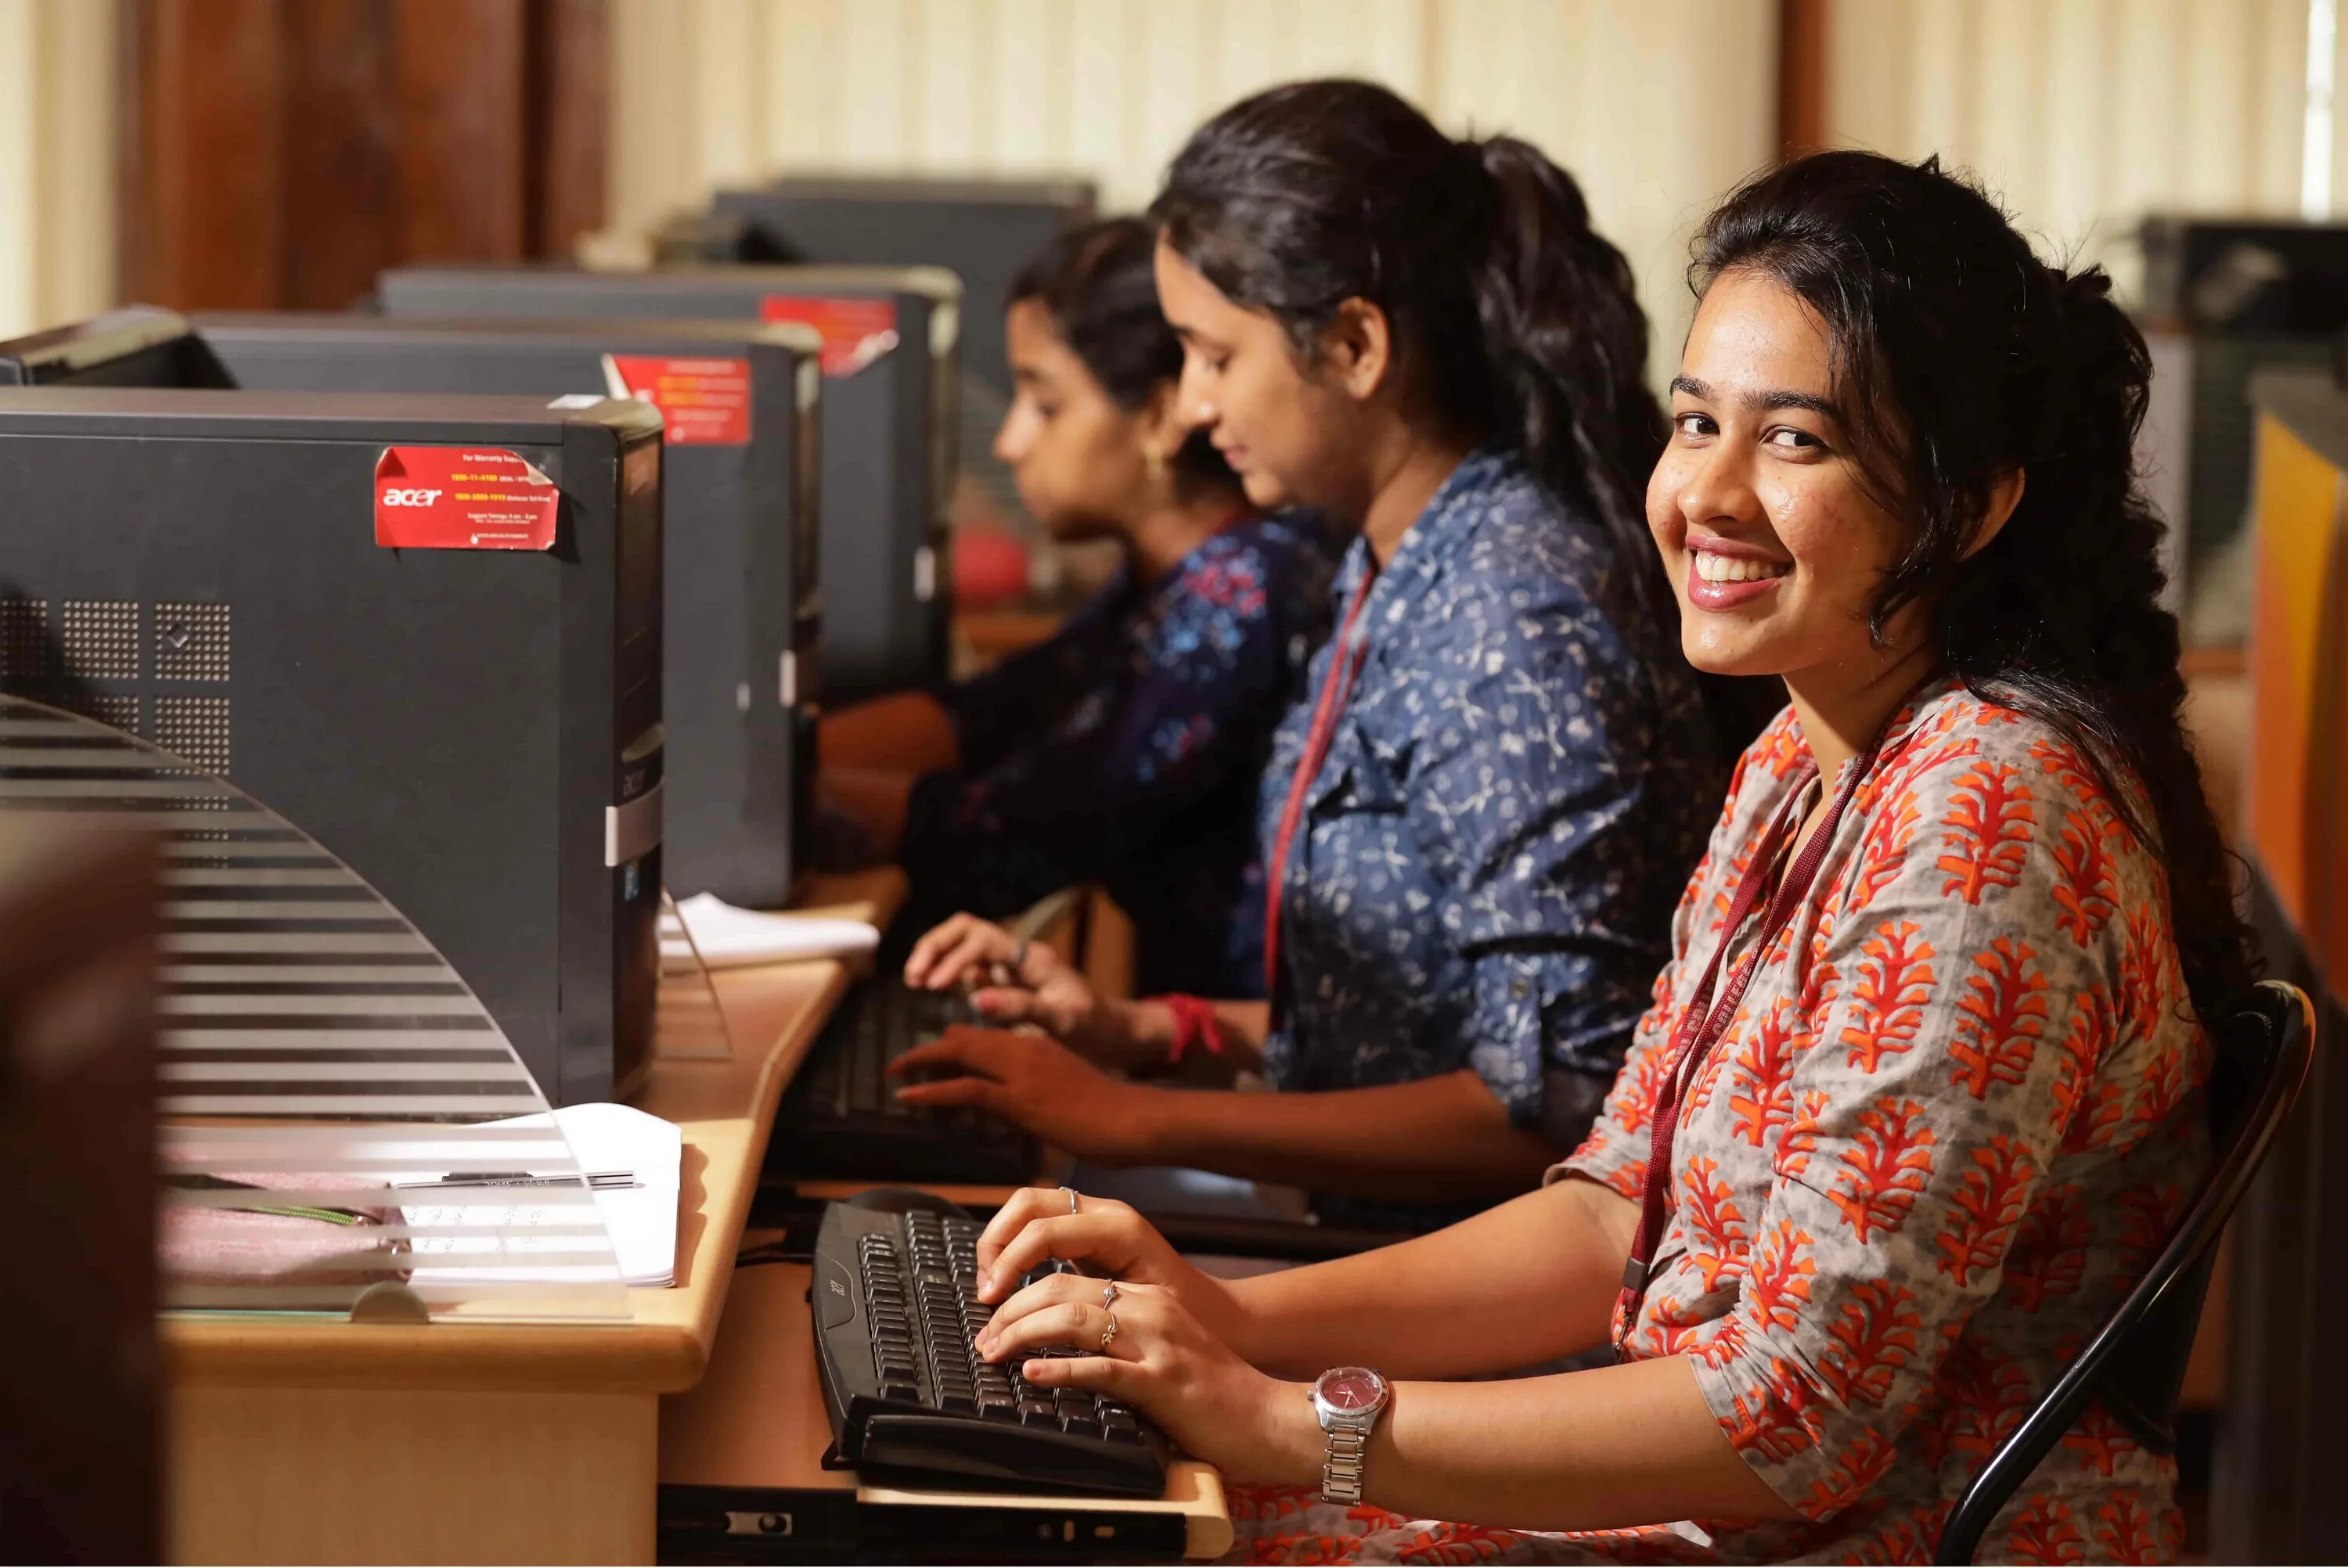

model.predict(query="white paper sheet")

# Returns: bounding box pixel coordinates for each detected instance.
[662,890,879,969]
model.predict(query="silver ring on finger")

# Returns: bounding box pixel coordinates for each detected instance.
[1100,1281,1121,1310]
[1100,1310,1121,1354]
[1061,1186,1079,1216]
[1013,938,1030,971]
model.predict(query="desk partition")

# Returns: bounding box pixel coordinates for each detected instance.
[0,696,647,1322]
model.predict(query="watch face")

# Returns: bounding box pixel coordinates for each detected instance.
[1319,1368,1385,1412]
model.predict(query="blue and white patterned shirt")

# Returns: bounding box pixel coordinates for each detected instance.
[1257,449,1717,1225]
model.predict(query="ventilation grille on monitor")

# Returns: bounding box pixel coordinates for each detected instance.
[0,597,230,771]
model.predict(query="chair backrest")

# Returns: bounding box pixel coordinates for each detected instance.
[1934,980,2317,1565]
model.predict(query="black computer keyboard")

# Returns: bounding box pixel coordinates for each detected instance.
[769,980,1039,1185]
[811,1198,1170,1496]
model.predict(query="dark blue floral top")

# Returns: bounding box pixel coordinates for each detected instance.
[899,513,1333,997]
[1258,450,1717,1226]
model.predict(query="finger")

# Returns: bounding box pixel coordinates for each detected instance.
[976,1267,1097,1335]
[968,987,1043,1025]
[979,1300,1135,1365]
[891,1077,1006,1113]
[974,1187,1066,1282]
[1018,1353,1141,1401]
[902,915,982,986]
[976,1210,1136,1303]
[883,1042,986,1080]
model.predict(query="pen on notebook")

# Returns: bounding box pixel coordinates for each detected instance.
[394,1170,639,1191]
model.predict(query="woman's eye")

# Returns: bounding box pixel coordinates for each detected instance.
[1765,426,1825,453]
[1673,412,1715,440]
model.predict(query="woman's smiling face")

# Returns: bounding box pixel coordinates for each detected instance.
[1648,267,1922,685]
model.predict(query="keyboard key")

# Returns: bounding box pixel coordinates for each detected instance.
[879,1381,920,1404]
[978,1394,1018,1420]
[1057,1410,1102,1437]
[1019,1399,1057,1426]
[937,1390,978,1415]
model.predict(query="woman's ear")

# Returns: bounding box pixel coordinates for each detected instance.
[1317,297,1395,402]
[1964,467,2027,559]
[1137,381,1189,468]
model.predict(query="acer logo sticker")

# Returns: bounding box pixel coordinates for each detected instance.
[374,447,558,551]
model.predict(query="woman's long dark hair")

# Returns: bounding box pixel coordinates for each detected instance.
[1007,216,1239,495]
[1694,150,2256,1027]
[1149,79,1666,610]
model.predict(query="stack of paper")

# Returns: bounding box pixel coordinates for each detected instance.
[663,891,879,970]
[399,1102,683,1288]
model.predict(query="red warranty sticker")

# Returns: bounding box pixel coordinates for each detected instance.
[373,447,559,551]
[603,354,752,446]
[758,295,899,377]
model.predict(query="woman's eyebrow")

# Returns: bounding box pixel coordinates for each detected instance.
[1672,374,1842,424]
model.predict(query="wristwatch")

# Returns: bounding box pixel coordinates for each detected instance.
[1309,1366,1392,1506]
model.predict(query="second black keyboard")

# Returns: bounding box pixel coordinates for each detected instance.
[768,980,1039,1185]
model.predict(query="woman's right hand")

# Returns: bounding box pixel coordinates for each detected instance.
[902,913,1136,1062]
[974,1185,1251,1353]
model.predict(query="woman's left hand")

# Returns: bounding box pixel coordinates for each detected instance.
[975,1270,1322,1487]
[887,1026,1162,1165]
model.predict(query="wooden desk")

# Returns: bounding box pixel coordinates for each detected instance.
[164,872,904,1566]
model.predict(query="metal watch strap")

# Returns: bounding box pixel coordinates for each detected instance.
[1320,1412,1373,1506]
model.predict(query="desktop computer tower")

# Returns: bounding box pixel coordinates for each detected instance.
[708,174,1096,402]
[0,387,664,1106]
[0,307,821,908]
[376,264,959,702]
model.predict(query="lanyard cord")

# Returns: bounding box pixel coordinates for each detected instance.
[1613,731,1884,1341]
[1262,563,1381,1016]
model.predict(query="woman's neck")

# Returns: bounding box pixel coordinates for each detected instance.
[1782,641,1939,781]
[1358,432,1475,566]
[1123,487,1246,581]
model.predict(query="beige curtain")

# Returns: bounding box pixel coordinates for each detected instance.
[608,0,1781,379]
[0,0,115,340]
[1824,0,2310,297]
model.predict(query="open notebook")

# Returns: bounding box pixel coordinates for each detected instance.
[398,1102,682,1288]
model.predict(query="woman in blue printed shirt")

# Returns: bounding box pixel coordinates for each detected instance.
[822,218,1331,998]
[895,82,1718,1227]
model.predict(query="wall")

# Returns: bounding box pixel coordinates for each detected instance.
[607,0,1781,376]
[0,0,117,339]
[1823,0,2313,297]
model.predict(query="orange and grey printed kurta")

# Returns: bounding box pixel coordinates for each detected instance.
[1226,682,2212,1565]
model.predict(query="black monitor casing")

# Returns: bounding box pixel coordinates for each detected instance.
[0,307,821,907]
[0,387,663,1106]
[377,264,957,701]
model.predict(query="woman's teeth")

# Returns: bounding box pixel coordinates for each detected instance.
[1694,550,1790,584]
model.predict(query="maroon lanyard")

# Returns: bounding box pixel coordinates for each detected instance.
[1615,736,1881,1338]
[1262,563,1381,1007]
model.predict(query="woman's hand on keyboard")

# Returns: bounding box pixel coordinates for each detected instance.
[975,1264,1318,1488]
[888,1026,1162,1164]
[968,1185,1250,1350]
[902,913,1150,1068]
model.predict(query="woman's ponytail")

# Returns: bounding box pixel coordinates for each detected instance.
[1469,135,1667,610]
[1152,81,1664,600]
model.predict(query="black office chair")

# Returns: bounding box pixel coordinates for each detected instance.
[1935,979,2317,1564]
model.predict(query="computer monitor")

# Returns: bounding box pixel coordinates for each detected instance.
[0,386,664,1106]
[709,174,1096,402]
[376,264,958,702]
[0,307,820,908]
[0,818,158,1564]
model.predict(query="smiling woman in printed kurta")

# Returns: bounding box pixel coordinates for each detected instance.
[944,151,2260,1566]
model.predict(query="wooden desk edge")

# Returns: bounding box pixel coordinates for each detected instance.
[162,871,905,1394]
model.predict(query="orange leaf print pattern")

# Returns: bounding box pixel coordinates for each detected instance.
[1838,922,1937,1071]
[2049,809,2121,944]
[1723,1000,1799,1148]
[2005,1182,2093,1311]
[1950,937,2050,1098]
[1828,1097,1939,1241]
[1679,1156,1750,1293]
[1745,1221,1818,1333]
[1936,759,2036,903]
[1819,1279,1925,1407]
[2006,1495,2089,1565]
[1936,1135,2040,1286]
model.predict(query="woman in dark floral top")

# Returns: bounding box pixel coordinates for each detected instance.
[894,82,1716,1225]
[822,218,1331,998]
